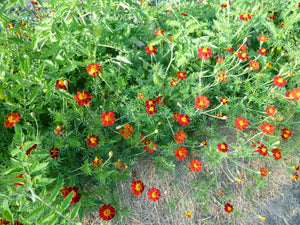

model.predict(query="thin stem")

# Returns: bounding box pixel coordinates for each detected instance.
[165,44,174,73]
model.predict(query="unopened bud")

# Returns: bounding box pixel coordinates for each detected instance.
[177,102,181,107]
[116,126,121,130]
[274,141,280,145]
[30,112,35,118]
[109,151,113,157]
[279,68,284,74]
[243,37,248,43]
[154,129,159,133]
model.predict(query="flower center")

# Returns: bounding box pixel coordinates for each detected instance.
[149,107,154,111]
[228,206,232,211]
[105,115,111,121]
[182,117,187,122]
[244,13,249,18]
[135,183,142,191]
[103,209,111,216]
[90,65,99,75]
[242,52,247,57]
[72,191,77,198]
[262,147,267,152]
[78,92,87,100]
[276,153,280,157]
[152,192,157,198]
[90,137,97,143]
[278,78,283,83]
[266,126,270,131]
[8,115,16,123]
[239,121,244,126]
[149,46,154,51]
[199,101,204,106]
[202,48,208,53]
[179,150,183,156]
[262,49,266,53]
[194,163,198,168]
[58,79,65,85]
[269,109,274,113]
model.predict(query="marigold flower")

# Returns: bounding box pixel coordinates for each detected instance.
[238,52,249,61]
[260,122,274,135]
[74,90,93,106]
[194,95,209,110]
[170,78,178,87]
[59,185,68,195]
[131,180,145,196]
[92,156,103,168]
[54,125,65,135]
[55,78,69,90]
[145,99,155,107]
[249,60,260,70]
[50,147,60,159]
[174,130,186,143]
[258,48,268,56]
[240,13,251,21]
[202,140,207,146]
[190,159,202,172]
[177,71,187,80]
[269,14,275,20]
[0,218,9,225]
[120,124,133,139]
[218,142,228,153]
[86,63,103,77]
[174,146,187,160]
[294,165,299,170]
[148,187,160,201]
[177,114,190,126]
[143,140,156,153]
[5,112,21,128]
[146,106,157,115]
[197,47,212,59]
[281,128,292,140]
[8,23,14,29]
[115,159,126,171]
[273,76,287,87]
[217,72,228,83]
[292,172,298,181]
[272,148,282,160]
[285,90,295,101]
[100,111,116,126]
[292,88,300,101]
[266,105,277,117]
[260,167,268,177]
[256,144,268,156]
[224,47,234,52]
[145,45,157,55]
[64,186,81,204]
[186,211,192,218]
[13,174,25,187]
[172,112,179,121]
[137,93,145,99]
[234,117,249,130]
[154,29,164,36]
[238,44,248,52]
[99,204,115,221]
[224,203,233,213]
[25,144,37,155]
[266,62,272,69]
[215,56,224,63]
[260,216,266,222]
[155,96,164,105]
[220,97,228,105]
[221,2,227,7]
[87,134,99,147]
[257,36,268,42]
[216,112,223,117]
[31,0,38,4]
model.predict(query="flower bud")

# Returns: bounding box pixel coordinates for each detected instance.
[154,129,159,133]
[109,151,113,157]
[30,112,35,118]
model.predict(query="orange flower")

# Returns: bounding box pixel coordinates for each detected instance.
[174,130,186,143]
[54,125,65,135]
[137,93,144,99]
[224,47,234,52]
[265,105,277,117]
[260,122,274,135]
[292,88,300,101]
[177,71,187,80]
[224,203,233,213]
[99,204,115,221]
[145,45,157,55]
[256,144,268,156]
[143,140,157,153]
[234,117,249,130]
[86,63,103,77]
[238,44,248,52]
[87,134,99,147]
[177,114,190,126]
[285,90,295,101]
[55,78,69,90]
[202,140,208,146]
[272,148,282,160]
[238,52,249,61]
[170,78,178,87]
[281,128,292,140]
[115,159,126,171]
[194,95,209,110]
[249,60,260,70]
[100,111,116,126]
[220,97,228,105]
[74,90,93,106]
[269,14,275,20]
[131,180,145,196]
[258,48,268,56]
[148,188,160,201]
[266,62,272,69]
[260,167,268,178]
[240,13,251,21]
[197,47,212,59]
[120,124,133,139]
[92,156,103,168]
[5,112,21,128]
[13,174,25,187]
[273,76,287,87]
[218,142,228,153]
[50,147,60,159]
[174,146,187,160]
[294,165,299,170]
[217,72,228,82]
[293,172,299,181]
[190,159,202,172]
[63,186,81,204]
[257,36,268,42]
[154,29,164,36]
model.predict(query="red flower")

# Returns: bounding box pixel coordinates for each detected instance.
[26,144,37,155]
[217,72,228,83]
[8,23,15,29]
[13,174,25,187]
[145,99,155,107]
[257,36,269,42]
[190,160,202,172]
[258,48,268,56]
[272,148,282,160]
[224,203,233,213]
[273,76,287,87]
[177,114,190,126]
[218,142,228,153]
[131,180,145,196]
[120,124,133,139]
[238,52,249,61]
[240,13,251,21]
[215,56,224,63]
[155,96,165,105]
[31,0,38,5]
[174,130,186,143]
[172,112,179,121]
[260,122,274,135]
[221,2,227,7]
[197,47,212,59]
[0,218,10,225]
[194,96,209,110]
[224,47,234,52]
[281,128,292,140]
[291,88,300,101]
[266,105,277,117]
[86,64,103,77]
[5,112,21,128]
[64,186,81,204]
[146,106,157,115]
[238,44,248,52]
[148,188,160,201]
[249,60,260,70]
[293,172,299,181]
[234,117,249,130]
[50,147,60,159]
[99,204,115,221]
[182,13,187,16]
[220,97,228,105]
[92,155,103,168]
[100,111,116,126]
[55,78,69,90]
[260,168,268,178]
[145,45,157,55]
[87,134,99,147]
[177,71,187,80]
[154,29,164,36]
[143,141,156,153]
[285,90,295,101]
[256,144,268,156]
[269,14,275,20]
[74,90,93,106]
[170,78,178,87]
[174,146,187,160]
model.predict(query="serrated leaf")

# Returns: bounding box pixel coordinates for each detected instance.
[61,190,73,211]
[33,176,55,186]
[39,212,55,224]
[69,202,80,221]
[31,162,49,173]
[27,205,45,220]
[2,165,19,175]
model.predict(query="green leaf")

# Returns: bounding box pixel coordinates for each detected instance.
[33,176,55,186]
[61,190,73,211]
[19,0,25,8]
[2,199,13,221]
[31,162,49,173]
[2,165,19,175]
[27,205,45,220]
[0,193,8,199]
[48,175,64,202]
[69,202,80,221]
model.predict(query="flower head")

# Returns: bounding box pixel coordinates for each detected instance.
[266,105,277,117]
[292,88,300,101]
[293,172,299,181]
[224,203,233,213]
[177,71,187,80]
[256,144,268,156]
[99,204,115,221]
[146,106,157,115]
[74,90,93,106]
[220,97,228,105]
[143,140,157,153]
[269,14,275,20]
[285,90,295,101]
[55,78,69,90]
[148,188,160,201]
[145,45,157,55]
[240,13,251,21]
[260,122,275,135]
[238,52,249,61]
[64,186,81,204]
[50,147,60,159]
[234,117,249,130]
[217,72,228,83]
[54,125,65,135]
[197,47,212,59]
[218,142,229,153]
[221,2,227,8]
[194,96,209,110]
[145,99,155,108]
[215,56,224,63]
[272,148,282,160]
[190,159,202,172]
[238,44,248,52]
[120,124,133,139]
[257,36,269,42]
[186,211,192,218]
[177,114,191,126]
[258,48,268,56]
[100,111,116,126]
[86,64,103,77]
[249,60,260,70]
[260,167,268,178]
[154,29,164,36]
[92,156,103,168]
[87,134,99,147]
[172,112,179,121]
[5,112,21,128]
[131,180,145,196]
[170,78,178,87]
[281,128,292,140]
[273,76,287,87]
[155,96,165,105]
[174,146,187,160]
[174,130,186,143]
[115,159,126,171]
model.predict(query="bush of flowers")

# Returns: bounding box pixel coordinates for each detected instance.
[0,0,299,224]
